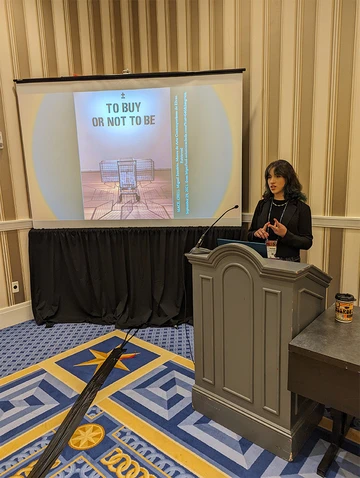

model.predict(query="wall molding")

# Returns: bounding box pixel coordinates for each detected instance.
[0,300,32,329]
[242,213,360,230]
[312,215,360,230]
[0,219,33,232]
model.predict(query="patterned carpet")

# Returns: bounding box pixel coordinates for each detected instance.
[0,321,193,378]
[0,322,359,478]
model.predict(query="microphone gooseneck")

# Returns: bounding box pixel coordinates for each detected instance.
[190,205,239,254]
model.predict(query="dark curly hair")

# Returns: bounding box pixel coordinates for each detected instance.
[263,160,307,201]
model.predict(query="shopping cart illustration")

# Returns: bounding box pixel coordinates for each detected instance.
[99,160,118,184]
[117,159,140,202]
[99,158,154,184]
[99,159,131,184]
[134,158,154,182]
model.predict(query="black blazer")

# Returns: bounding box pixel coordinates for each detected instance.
[247,198,313,259]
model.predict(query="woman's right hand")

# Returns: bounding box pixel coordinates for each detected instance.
[254,222,270,240]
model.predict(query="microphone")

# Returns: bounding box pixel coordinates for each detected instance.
[190,205,239,254]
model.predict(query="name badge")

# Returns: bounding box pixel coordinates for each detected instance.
[266,240,278,259]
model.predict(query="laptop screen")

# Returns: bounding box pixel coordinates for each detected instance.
[217,239,267,258]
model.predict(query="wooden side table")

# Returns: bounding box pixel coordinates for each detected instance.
[288,305,360,476]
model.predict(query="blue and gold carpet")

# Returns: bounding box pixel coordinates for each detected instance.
[0,327,359,478]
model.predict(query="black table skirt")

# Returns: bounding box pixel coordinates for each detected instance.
[29,226,243,328]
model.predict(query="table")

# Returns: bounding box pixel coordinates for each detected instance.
[288,304,360,477]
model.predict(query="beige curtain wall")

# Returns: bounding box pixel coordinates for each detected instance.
[0,0,359,312]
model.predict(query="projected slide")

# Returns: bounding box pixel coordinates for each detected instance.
[16,71,243,223]
[74,88,173,220]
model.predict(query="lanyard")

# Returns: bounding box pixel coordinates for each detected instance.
[267,199,288,224]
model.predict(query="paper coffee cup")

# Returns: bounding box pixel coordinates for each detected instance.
[335,293,356,323]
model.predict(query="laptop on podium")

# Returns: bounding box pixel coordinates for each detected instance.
[217,238,267,258]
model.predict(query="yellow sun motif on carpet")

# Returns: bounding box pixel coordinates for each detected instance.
[69,424,105,450]
[75,349,139,373]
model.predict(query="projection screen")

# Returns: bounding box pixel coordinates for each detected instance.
[15,69,244,227]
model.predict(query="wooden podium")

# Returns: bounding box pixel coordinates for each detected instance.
[186,243,332,461]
